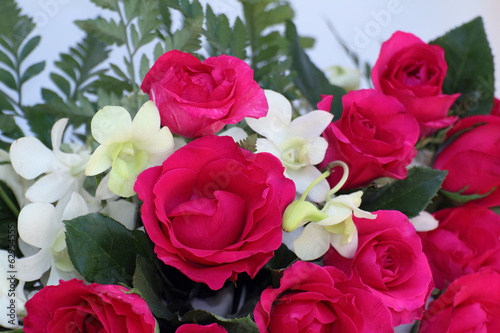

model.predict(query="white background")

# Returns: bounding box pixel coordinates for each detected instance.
[16,0,500,104]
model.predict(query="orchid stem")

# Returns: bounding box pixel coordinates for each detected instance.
[0,185,19,216]
[326,161,349,200]
[299,170,331,202]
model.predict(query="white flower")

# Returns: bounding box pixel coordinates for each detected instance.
[410,211,439,231]
[15,192,90,286]
[85,101,174,197]
[0,149,32,209]
[282,161,376,261]
[324,65,361,92]
[10,118,91,205]
[0,250,26,329]
[246,90,333,202]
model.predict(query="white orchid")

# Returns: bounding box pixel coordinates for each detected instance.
[10,118,94,208]
[85,101,174,198]
[282,161,376,260]
[246,90,333,202]
[0,149,32,210]
[15,192,90,286]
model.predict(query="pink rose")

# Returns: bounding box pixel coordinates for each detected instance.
[418,205,500,290]
[320,89,419,189]
[135,135,295,290]
[254,261,393,332]
[372,31,460,137]
[141,50,268,138]
[324,210,434,326]
[23,279,156,332]
[490,97,500,116]
[433,115,500,207]
[419,269,500,332]
[176,323,228,332]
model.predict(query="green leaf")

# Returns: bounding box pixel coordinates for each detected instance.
[431,17,494,116]
[153,42,164,60]
[133,256,173,321]
[0,113,23,139]
[50,73,71,97]
[65,213,151,285]
[164,19,203,53]
[89,0,119,11]
[0,93,14,111]
[179,310,259,333]
[265,243,297,270]
[285,21,345,116]
[237,134,257,153]
[18,35,41,63]
[0,49,15,69]
[139,54,150,82]
[130,23,140,49]
[441,187,494,205]
[75,17,126,46]
[361,167,448,218]
[20,61,45,84]
[0,68,17,90]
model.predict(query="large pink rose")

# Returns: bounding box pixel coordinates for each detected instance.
[372,31,460,137]
[254,261,393,332]
[141,50,268,138]
[135,135,295,290]
[176,323,228,332]
[419,269,500,332]
[324,210,434,326]
[433,115,500,207]
[23,279,156,332]
[418,205,500,290]
[319,89,419,189]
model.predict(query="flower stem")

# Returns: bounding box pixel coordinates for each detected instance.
[326,161,349,200]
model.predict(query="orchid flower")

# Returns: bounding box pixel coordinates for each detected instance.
[10,119,93,207]
[0,149,32,210]
[85,101,174,198]
[282,161,376,260]
[15,192,90,286]
[246,90,333,202]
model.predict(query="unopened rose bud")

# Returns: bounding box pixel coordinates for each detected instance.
[325,65,361,91]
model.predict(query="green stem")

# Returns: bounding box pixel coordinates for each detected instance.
[299,170,330,202]
[0,185,19,216]
[326,160,349,200]
[116,0,139,111]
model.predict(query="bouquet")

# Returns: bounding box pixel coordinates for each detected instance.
[1,0,500,332]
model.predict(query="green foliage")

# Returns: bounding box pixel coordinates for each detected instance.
[361,167,448,218]
[285,21,345,116]
[177,310,259,333]
[431,17,494,117]
[65,213,153,285]
[237,134,257,153]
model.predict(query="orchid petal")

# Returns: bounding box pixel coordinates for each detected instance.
[10,137,56,179]
[25,172,72,203]
[16,248,52,282]
[50,118,69,153]
[293,223,331,260]
[134,127,174,165]
[46,265,80,286]
[304,137,329,165]
[95,173,115,200]
[288,110,333,139]
[410,211,439,232]
[330,228,358,259]
[132,101,161,141]
[18,202,58,248]
[218,127,248,143]
[246,90,291,143]
[62,192,89,221]
[101,199,136,229]
[85,144,113,176]
[286,166,329,203]
[255,138,281,158]
[91,106,132,144]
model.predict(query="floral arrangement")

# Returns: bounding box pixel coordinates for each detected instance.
[1,0,499,332]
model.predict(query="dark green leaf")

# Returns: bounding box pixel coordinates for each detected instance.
[89,0,119,11]
[18,35,41,62]
[75,17,126,46]
[431,17,494,116]
[361,167,448,218]
[0,93,14,111]
[0,113,23,139]
[20,61,45,84]
[285,21,345,116]
[65,213,151,285]
[164,19,203,53]
[0,50,15,69]
[231,17,247,59]
[110,64,129,81]
[0,68,16,90]
[266,243,297,270]
[133,256,173,321]
[23,105,56,147]
[441,187,494,205]
[179,310,259,333]
[237,134,257,152]
[50,73,71,97]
